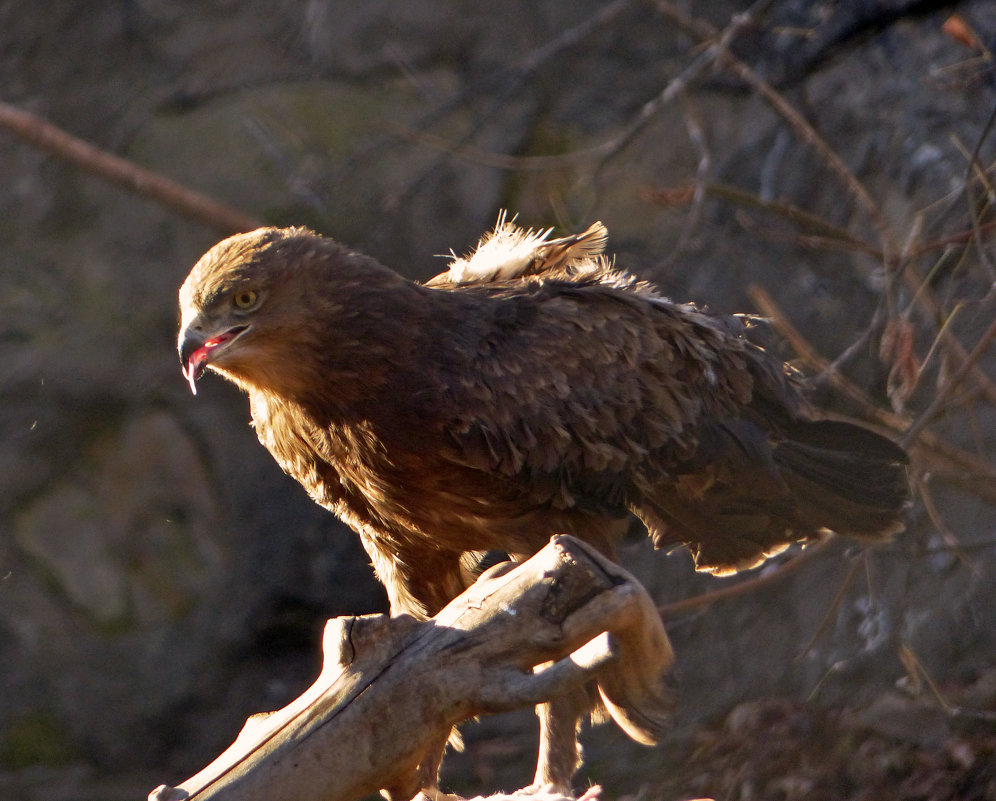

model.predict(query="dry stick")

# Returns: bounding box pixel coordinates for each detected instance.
[662,3,996,410]
[895,184,996,408]
[390,1,766,173]
[748,283,996,506]
[655,1,898,261]
[900,271,996,408]
[702,182,880,256]
[915,474,976,571]
[748,284,910,432]
[708,182,996,408]
[911,217,996,257]
[960,102,996,281]
[898,643,958,714]
[149,536,675,801]
[719,52,897,256]
[377,0,635,221]
[656,536,835,618]
[896,149,996,406]
[663,2,908,390]
[899,315,996,447]
[744,67,996,403]
[705,151,996,407]
[0,101,264,235]
[657,95,712,271]
[919,538,996,555]
[795,551,865,661]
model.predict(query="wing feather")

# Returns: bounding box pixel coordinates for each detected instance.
[426,213,610,286]
[432,271,762,524]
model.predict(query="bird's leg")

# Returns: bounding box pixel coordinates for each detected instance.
[418,729,450,794]
[530,685,589,795]
[380,729,456,801]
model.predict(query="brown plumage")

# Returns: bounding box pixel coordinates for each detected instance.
[178,218,907,613]
[177,218,908,788]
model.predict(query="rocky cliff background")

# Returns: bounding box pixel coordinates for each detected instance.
[1,1,994,799]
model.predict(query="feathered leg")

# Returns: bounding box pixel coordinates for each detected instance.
[403,730,460,801]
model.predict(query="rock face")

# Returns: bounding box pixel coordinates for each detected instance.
[0,1,994,798]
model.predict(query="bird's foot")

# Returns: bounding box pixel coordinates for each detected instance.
[412,789,465,801]
[509,781,601,800]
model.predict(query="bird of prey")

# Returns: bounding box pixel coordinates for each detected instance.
[178,216,908,793]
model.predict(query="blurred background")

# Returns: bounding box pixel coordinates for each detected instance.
[1,1,994,799]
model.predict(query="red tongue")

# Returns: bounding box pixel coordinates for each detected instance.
[184,334,233,395]
[184,347,209,395]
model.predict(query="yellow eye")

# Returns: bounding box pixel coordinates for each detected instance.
[233,289,258,310]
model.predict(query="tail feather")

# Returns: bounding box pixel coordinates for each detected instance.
[638,417,909,575]
[774,419,908,539]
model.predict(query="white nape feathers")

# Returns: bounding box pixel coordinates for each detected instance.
[428,212,609,286]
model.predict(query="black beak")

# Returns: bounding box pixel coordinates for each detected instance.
[177,323,249,395]
[178,327,206,373]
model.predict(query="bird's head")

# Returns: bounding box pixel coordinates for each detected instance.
[179,227,290,395]
[178,226,417,402]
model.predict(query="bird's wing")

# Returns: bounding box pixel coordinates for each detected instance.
[432,268,909,576]
[434,276,766,519]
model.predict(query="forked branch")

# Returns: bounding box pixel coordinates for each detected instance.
[148,536,674,801]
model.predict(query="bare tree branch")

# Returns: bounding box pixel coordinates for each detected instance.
[148,536,674,801]
[0,101,264,234]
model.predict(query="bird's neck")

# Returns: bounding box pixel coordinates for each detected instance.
[261,273,434,425]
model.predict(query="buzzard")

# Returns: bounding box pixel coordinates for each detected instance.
[178,217,908,791]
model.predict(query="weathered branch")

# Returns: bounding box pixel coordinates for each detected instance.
[0,101,263,235]
[148,536,674,801]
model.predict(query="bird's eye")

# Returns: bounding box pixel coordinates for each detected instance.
[233,289,258,310]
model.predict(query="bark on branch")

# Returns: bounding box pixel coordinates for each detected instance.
[148,536,674,801]
[0,101,263,235]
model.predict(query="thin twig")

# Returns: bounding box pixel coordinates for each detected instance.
[960,101,996,282]
[748,283,996,506]
[747,284,909,429]
[909,218,996,256]
[655,1,996,429]
[379,0,637,208]
[655,1,900,263]
[0,101,264,235]
[701,159,996,405]
[702,182,880,255]
[823,304,885,380]
[657,536,834,618]
[660,3,996,420]
[899,644,957,713]
[915,475,976,572]
[795,552,864,661]
[899,315,996,446]
[898,260,996,407]
[391,1,767,174]
[915,537,996,555]
[655,93,712,271]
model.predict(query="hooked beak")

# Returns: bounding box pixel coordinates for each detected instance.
[178,324,249,395]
